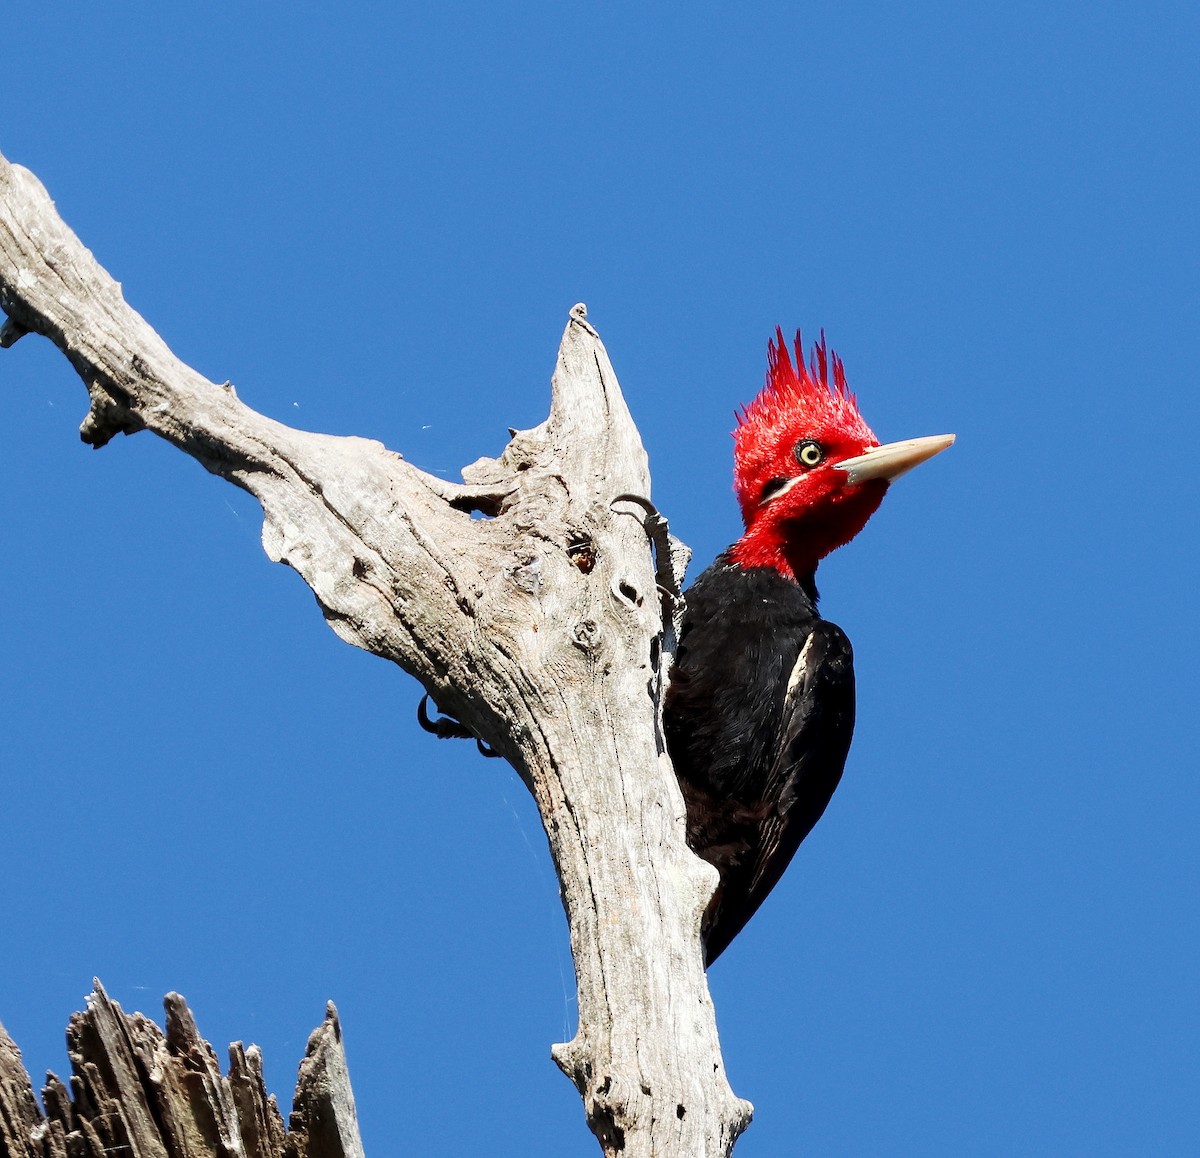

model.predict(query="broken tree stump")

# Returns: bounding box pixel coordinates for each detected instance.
[0,981,363,1158]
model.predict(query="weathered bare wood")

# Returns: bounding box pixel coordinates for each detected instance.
[0,982,358,1158]
[288,1007,365,1158]
[0,149,752,1155]
[0,1024,43,1158]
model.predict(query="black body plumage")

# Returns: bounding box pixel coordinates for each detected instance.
[663,553,855,964]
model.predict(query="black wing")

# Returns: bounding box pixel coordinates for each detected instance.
[699,621,855,964]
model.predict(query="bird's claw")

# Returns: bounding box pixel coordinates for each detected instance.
[0,315,29,348]
[610,493,686,608]
[417,694,473,739]
[417,694,501,757]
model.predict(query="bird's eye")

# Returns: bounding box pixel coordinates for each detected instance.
[794,440,825,468]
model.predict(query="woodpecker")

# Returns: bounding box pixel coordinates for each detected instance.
[663,329,953,964]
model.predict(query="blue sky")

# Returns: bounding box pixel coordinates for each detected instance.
[2,3,1197,1154]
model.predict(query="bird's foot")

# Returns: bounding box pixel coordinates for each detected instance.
[0,315,29,348]
[610,493,688,609]
[417,695,501,758]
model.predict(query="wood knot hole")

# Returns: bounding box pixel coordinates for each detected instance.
[507,552,543,595]
[567,537,596,574]
[571,619,600,652]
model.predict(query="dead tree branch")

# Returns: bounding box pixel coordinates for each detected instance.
[0,981,361,1158]
[0,150,752,1156]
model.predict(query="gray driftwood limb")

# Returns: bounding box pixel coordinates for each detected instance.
[0,148,753,1156]
[0,980,359,1158]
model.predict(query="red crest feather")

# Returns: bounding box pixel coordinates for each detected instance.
[737,328,860,430]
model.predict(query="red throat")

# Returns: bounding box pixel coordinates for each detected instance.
[730,480,888,580]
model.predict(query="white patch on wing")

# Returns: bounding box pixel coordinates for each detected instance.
[784,632,816,706]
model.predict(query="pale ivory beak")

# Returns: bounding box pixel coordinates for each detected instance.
[835,434,956,485]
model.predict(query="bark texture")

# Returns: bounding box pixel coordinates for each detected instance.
[0,981,360,1158]
[0,148,752,1156]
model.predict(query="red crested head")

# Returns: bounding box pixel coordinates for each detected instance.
[730,328,954,580]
